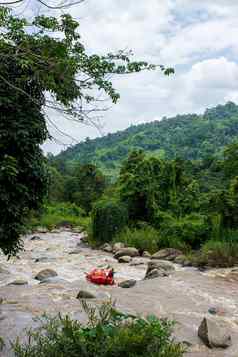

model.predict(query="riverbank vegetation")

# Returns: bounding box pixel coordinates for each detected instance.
[13,301,184,357]
[44,116,238,267]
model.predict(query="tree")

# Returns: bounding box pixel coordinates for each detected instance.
[65,164,106,214]
[48,166,65,202]
[223,141,238,180]
[0,8,173,255]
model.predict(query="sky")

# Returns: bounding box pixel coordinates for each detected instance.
[18,0,238,154]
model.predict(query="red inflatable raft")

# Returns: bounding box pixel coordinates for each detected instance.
[86,268,114,285]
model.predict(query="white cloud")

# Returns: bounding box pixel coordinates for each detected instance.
[172,57,238,112]
[41,0,238,154]
[160,19,238,65]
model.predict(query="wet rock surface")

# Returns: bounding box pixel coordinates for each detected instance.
[8,279,28,286]
[100,243,113,253]
[198,317,232,348]
[118,256,132,263]
[151,248,183,261]
[0,230,238,356]
[76,290,96,299]
[118,279,137,288]
[35,269,58,281]
[114,247,139,259]
[144,259,175,279]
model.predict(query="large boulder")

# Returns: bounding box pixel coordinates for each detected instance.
[142,251,151,258]
[144,260,175,280]
[174,255,192,266]
[35,269,58,281]
[118,256,132,263]
[76,290,96,299]
[30,235,42,241]
[198,317,232,349]
[101,243,113,253]
[112,242,125,253]
[118,280,136,288]
[114,247,139,259]
[151,248,183,261]
[147,260,175,272]
[145,268,169,280]
[130,258,146,266]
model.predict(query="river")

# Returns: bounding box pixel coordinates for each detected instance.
[0,229,238,356]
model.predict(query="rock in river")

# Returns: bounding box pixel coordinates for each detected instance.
[144,260,175,280]
[100,243,113,253]
[142,251,151,258]
[40,277,68,285]
[118,256,132,263]
[30,235,42,241]
[198,317,232,349]
[151,248,182,261]
[35,269,58,281]
[114,247,139,259]
[112,242,125,253]
[8,279,28,286]
[76,290,96,299]
[147,260,175,272]
[145,268,169,280]
[118,280,137,288]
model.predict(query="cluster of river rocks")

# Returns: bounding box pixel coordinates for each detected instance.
[100,242,235,350]
[0,229,238,356]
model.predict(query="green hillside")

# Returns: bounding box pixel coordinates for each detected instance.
[55,102,238,176]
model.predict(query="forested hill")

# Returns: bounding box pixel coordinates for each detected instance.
[54,102,238,174]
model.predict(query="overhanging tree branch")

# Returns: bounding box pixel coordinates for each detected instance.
[0,0,85,9]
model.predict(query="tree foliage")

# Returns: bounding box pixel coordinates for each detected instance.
[92,199,128,243]
[64,164,106,214]
[0,7,172,255]
[55,102,238,178]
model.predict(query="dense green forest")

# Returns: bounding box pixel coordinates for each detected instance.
[54,102,238,177]
[42,101,238,268]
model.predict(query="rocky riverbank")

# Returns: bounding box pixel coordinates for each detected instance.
[0,229,238,356]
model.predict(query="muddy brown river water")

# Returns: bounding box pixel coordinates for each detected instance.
[0,230,238,356]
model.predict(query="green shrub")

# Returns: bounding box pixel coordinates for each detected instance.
[13,301,184,357]
[28,203,88,231]
[199,239,238,267]
[45,203,86,217]
[114,226,160,253]
[92,199,128,243]
[155,211,209,249]
[156,234,189,252]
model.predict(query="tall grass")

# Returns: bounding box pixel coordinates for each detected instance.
[28,203,91,232]
[113,225,188,254]
[200,238,238,267]
[114,226,159,253]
